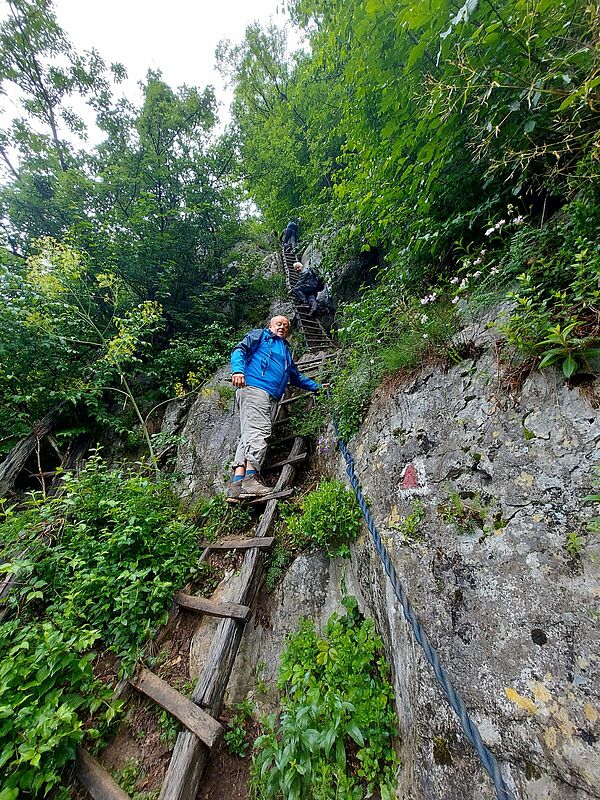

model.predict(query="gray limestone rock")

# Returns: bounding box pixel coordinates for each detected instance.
[170,364,238,500]
[326,355,600,800]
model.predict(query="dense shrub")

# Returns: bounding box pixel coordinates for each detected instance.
[251,596,398,800]
[283,479,363,558]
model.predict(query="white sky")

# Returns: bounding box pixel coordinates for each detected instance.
[0,0,300,152]
[52,0,296,126]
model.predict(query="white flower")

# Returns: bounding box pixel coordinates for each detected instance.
[422,333,429,339]
[429,292,437,302]
[473,271,481,278]
[460,278,468,289]
[484,227,495,236]
[495,218,506,229]
[481,248,487,255]
[452,296,460,304]
[513,215,524,225]
[473,257,482,265]
[420,297,428,305]
[450,276,459,284]
[490,266,499,275]
[420,314,428,324]
[370,358,375,364]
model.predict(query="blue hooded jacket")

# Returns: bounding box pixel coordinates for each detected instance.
[230,328,319,400]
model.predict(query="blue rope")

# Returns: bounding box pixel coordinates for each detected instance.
[332,422,515,800]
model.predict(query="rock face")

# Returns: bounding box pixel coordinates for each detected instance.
[321,349,600,800]
[170,365,239,499]
[168,306,599,800]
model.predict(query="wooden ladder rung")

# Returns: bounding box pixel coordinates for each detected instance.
[278,394,308,407]
[200,536,275,550]
[175,592,251,622]
[247,488,293,504]
[269,433,305,446]
[264,452,307,471]
[129,667,222,748]
[75,747,131,800]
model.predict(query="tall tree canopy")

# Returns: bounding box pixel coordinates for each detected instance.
[224,0,599,268]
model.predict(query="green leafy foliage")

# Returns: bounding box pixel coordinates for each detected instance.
[224,700,255,758]
[251,596,398,800]
[0,621,112,796]
[0,453,206,792]
[283,480,363,558]
[438,490,488,535]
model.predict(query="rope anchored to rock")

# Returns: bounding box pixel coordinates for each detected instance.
[330,409,516,800]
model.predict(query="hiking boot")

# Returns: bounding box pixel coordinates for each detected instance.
[227,480,243,499]
[239,474,273,498]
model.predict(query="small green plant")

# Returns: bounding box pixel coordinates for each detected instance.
[265,542,292,591]
[255,661,268,695]
[439,490,487,535]
[190,493,252,541]
[217,383,236,408]
[158,709,180,744]
[250,596,398,800]
[282,480,363,558]
[396,499,426,543]
[565,531,585,558]
[539,322,600,378]
[224,699,255,758]
[586,471,600,534]
[112,758,144,794]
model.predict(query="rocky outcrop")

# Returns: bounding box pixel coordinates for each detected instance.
[167,365,238,500]
[320,348,600,800]
[167,306,599,799]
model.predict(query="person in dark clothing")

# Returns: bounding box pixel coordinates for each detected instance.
[282,220,298,251]
[316,286,336,332]
[290,261,325,316]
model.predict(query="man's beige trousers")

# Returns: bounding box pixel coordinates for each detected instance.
[233,386,277,472]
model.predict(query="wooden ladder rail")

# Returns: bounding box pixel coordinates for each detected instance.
[159,436,305,800]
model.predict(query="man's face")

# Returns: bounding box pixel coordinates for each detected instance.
[269,316,290,338]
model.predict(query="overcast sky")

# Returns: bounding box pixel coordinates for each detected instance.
[0,0,302,162]
[52,0,297,125]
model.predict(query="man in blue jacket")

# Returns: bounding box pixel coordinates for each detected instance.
[229,315,320,499]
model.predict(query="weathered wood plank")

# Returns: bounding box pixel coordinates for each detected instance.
[246,488,293,505]
[159,437,305,800]
[175,592,251,622]
[278,393,308,407]
[75,746,131,800]
[264,452,307,471]
[129,667,223,748]
[226,488,294,505]
[199,537,274,550]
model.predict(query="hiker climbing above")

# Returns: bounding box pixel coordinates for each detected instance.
[290,261,325,316]
[229,315,321,499]
[282,220,299,251]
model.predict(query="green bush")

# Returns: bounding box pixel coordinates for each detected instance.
[0,454,206,794]
[283,480,363,558]
[27,457,202,663]
[250,596,398,800]
[0,621,113,797]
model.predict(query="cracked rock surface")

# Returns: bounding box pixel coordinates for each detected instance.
[324,350,600,800]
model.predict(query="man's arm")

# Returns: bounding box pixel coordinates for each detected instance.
[288,360,320,393]
[231,329,263,385]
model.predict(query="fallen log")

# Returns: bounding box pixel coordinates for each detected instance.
[0,409,61,497]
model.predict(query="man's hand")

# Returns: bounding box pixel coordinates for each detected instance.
[232,372,246,388]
